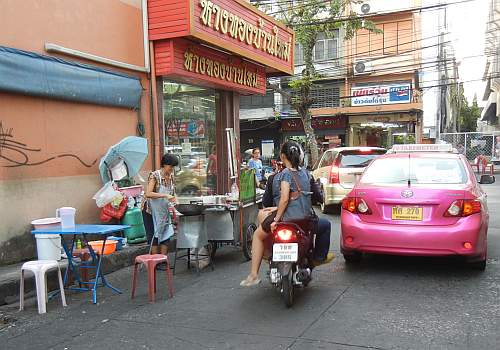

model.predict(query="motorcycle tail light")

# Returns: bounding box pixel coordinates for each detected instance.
[275,228,296,242]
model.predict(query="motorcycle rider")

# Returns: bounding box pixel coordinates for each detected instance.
[261,155,334,267]
[240,141,332,287]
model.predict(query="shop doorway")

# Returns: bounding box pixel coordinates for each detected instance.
[163,81,218,196]
[350,121,416,148]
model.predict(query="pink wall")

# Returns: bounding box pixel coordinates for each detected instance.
[0,0,153,181]
[0,0,145,67]
[0,0,154,262]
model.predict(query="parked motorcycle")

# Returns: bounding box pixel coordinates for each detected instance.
[267,218,315,307]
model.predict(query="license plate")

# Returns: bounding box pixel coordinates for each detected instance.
[273,243,298,262]
[391,206,423,221]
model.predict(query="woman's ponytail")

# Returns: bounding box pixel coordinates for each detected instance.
[280,141,302,169]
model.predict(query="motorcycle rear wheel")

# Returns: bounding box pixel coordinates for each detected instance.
[281,272,294,308]
[242,223,256,261]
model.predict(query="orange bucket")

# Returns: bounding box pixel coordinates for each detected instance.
[88,240,117,255]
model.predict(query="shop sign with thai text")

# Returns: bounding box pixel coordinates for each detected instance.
[281,116,346,132]
[148,0,294,75]
[199,0,292,64]
[351,83,412,106]
[183,50,259,89]
[154,39,267,95]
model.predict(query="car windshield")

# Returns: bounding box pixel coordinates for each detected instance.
[340,150,386,168]
[360,157,468,184]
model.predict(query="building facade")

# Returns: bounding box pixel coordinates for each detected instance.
[479,0,500,131]
[0,0,152,264]
[340,0,424,147]
[245,0,426,153]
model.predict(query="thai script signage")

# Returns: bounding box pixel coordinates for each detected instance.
[183,50,260,89]
[281,116,346,132]
[199,0,292,63]
[154,39,267,95]
[148,0,294,75]
[351,83,412,106]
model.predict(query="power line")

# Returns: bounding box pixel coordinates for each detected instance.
[265,0,481,24]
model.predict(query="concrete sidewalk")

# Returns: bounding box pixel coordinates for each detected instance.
[0,243,150,306]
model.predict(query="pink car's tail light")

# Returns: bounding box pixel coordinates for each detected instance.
[342,197,372,215]
[444,200,481,217]
[463,200,481,216]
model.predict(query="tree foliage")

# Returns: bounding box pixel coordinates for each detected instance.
[459,93,481,132]
[264,0,379,166]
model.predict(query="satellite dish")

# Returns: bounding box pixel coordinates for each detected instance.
[360,3,371,14]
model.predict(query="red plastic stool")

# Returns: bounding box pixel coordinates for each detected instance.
[131,254,174,302]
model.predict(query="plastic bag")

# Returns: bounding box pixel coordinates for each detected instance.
[101,196,128,220]
[93,182,121,208]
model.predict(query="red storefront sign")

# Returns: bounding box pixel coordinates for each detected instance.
[148,0,294,75]
[281,116,347,132]
[155,38,266,94]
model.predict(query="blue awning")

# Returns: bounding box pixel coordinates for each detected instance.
[0,46,142,109]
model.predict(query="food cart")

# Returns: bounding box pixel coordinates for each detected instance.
[203,169,262,261]
[174,128,261,261]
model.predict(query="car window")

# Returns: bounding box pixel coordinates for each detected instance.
[319,151,333,168]
[361,157,468,184]
[339,150,386,168]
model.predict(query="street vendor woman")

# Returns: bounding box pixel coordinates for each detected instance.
[143,154,178,255]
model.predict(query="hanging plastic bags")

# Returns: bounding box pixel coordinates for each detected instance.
[93,181,122,208]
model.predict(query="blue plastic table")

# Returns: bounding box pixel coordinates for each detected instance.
[31,224,129,304]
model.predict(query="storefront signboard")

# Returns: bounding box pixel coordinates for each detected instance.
[166,119,206,139]
[155,38,267,95]
[351,83,412,106]
[148,0,294,75]
[281,116,346,132]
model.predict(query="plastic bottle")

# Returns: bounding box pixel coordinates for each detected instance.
[230,182,239,201]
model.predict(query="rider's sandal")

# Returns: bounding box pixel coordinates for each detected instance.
[240,276,261,287]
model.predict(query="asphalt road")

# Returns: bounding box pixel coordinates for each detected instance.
[1,183,499,350]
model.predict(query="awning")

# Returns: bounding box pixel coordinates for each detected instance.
[481,91,498,123]
[0,46,142,109]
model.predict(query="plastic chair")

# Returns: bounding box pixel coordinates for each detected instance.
[19,260,67,314]
[131,254,174,302]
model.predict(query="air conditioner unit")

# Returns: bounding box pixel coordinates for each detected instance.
[353,60,373,75]
[353,1,376,16]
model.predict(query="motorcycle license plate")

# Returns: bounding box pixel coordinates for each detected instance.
[273,243,298,262]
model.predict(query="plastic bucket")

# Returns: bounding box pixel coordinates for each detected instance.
[31,217,61,230]
[35,234,62,261]
[56,207,76,228]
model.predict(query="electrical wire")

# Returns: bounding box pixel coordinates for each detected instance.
[265,0,481,23]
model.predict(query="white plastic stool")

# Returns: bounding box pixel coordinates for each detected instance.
[19,260,67,314]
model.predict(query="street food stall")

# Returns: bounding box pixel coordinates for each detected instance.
[174,128,263,261]
[147,0,294,262]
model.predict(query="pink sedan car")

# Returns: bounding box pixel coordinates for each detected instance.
[341,144,496,270]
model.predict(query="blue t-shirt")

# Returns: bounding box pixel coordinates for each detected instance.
[272,168,312,220]
[248,158,263,181]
